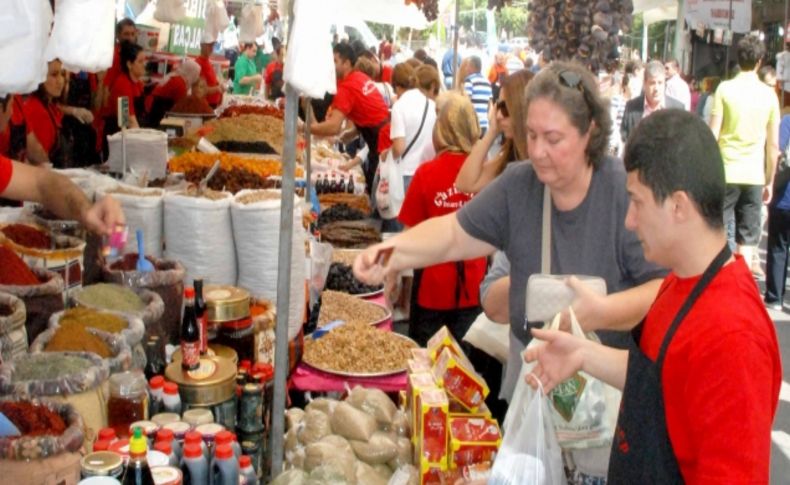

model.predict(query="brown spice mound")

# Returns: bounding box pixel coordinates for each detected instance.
[44,325,112,358]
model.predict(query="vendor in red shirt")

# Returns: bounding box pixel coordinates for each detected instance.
[0,95,26,160]
[196,41,224,108]
[264,39,285,101]
[101,19,137,102]
[525,110,781,482]
[398,91,487,346]
[146,59,201,127]
[102,42,147,157]
[307,42,389,194]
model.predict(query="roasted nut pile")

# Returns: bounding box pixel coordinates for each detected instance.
[318,290,387,327]
[303,322,416,374]
[236,190,282,204]
[106,187,163,197]
[319,221,381,249]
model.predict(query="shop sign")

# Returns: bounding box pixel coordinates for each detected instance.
[168,0,208,55]
[685,0,751,34]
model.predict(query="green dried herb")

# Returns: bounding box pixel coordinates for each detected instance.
[76,283,145,313]
[13,354,92,381]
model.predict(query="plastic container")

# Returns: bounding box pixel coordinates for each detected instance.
[98,428,117,443]
[194,423,224,459]
[151,413,180,428]
[184,431,209,463]
[156,428,179,461]
[129,420,159,448]
[80,451,124,479]
[162,382,182,415]
[150,465,183,485]
[211,444,239,485]
[149,376,165,416]
[239,455,257,485]
[108,371,148,438]
[182,408,213,428]
[180,443,209,485]
[237,382,263,433]
[78,477,121,485]
[154,440,179,467]
[93,439,111,452]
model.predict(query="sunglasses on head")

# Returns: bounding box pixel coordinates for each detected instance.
[496,99,509,117]
[557,69,593,120]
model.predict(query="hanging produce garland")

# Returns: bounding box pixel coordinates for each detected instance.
[528,0,634,70]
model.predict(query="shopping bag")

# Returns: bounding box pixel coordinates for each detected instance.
[525,273,607,322]
[154,0,187,23]
[489,380,564,485]
[375,149,405,219]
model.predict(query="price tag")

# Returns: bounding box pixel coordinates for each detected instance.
[117,96,130,129]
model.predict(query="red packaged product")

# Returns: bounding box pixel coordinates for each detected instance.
[432,348,489,412]
[448,416,501,469]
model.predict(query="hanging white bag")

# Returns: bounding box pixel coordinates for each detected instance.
[98,185,164,258]
[283,0,337,99]
[489,380,564,485]
[45,0,115,73]
[154,0,188,23]
[0,0,51,96]
[238,4,264,44]
[375,150,405,220]
[163,191,237,285]
[202,0,231,44]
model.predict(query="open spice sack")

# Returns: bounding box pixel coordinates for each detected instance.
[0,291,26,363]
[0,266,65,344]
[31,326,132,374]
[231,189,305,341]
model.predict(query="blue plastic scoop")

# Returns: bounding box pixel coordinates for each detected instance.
[136,229,155,272]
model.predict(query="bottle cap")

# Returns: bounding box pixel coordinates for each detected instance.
[98,427,117,441]
[149,375,165,390]
[156,428,174,443]
[184,431,202,444]
[239,360,252,371]
[92,439,111,452]
[183,443,203,459]
[215,430,232,446]
[214,444,233,460]
[154,441,172,455]
[239,455,251,468]
[163,382,179,395]
[185,287,195,299]
[129,427,147,456]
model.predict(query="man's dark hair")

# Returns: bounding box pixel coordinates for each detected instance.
[624,109,725,229]
[334,42,357,66]
[116,18,135,38]
[120,41,143,75]
[736,35,765,71]
[468,56,482,73]
[241,42,256,51]
[413,49,429,63]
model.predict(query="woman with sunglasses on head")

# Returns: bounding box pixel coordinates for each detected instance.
[455,69,533,194]
[354,62,667,483]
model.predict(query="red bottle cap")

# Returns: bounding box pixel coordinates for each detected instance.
[149,375,165,390]
[92,439,111,451]
[183,443,203,459]
[109,439,130,457]
[239,360,252,371]
[154,441,172,455]
[163,382,179,395]
[98,428,117,441]
[184,431,202,444]
[215,430,232,446]
[156,429,174,443]
[214,444,233,460]
[239,455,251,468]
[185,287,195,299]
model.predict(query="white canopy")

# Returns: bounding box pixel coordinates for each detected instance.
[335,0,430,29]
[634,0,678,25]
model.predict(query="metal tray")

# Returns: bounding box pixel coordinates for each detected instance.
[301,332,418,378]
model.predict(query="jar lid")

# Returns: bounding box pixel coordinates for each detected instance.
[108,439,130,457]
[147,450,170,468]
[205,285,250,322]
[130,420,159,436]
[182,408,214,427]
[109,370,147,396]
[194,423,224,438]
[162,421,191,436]
[164,356,236,406]
[81,451,123,475]
[151,413,181,427]
[150,466,183,485]
[78,478,121,485]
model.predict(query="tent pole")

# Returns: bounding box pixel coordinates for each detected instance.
[303,99,312,205]
[643,16,649,60]
[673,0,686,65]
[269,1,297,479]
[453,0,461,86]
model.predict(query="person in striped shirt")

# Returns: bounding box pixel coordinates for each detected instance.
[462,56,492,135]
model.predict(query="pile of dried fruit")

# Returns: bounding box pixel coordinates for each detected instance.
[318,290,387,327]
[317,204,366,229]
[320,221,381,249]
[325,262,382,295]
[220,105,284,119]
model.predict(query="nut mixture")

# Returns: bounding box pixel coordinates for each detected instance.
[107,187,163,197]
[318,290,387,327]
[304,322,416,374]
[180,186,230,200]
[236,190,282,204]
[332,250,361,267]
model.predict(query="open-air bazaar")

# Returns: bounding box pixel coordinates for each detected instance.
[0,0,787,483]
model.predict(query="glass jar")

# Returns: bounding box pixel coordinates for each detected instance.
[108,370,148,438]
[214,318,255,363]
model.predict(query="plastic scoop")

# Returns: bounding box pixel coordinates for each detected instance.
[136,229,155,272]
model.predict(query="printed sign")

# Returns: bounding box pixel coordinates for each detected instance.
[168,0,208,55]
[685,0,752,34]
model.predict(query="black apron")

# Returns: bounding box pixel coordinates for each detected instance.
[357,121,386,195]
[44,103,74,169]
[607,245,732,484]
[8,95,26,160]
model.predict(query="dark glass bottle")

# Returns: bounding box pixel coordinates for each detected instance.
[122,427,155,485]
[339,176,347,193]
[316,175,325,194]
[346,175,354,194]
[143,336,165,381]
[180,287,200,371]
[194,279,208,355]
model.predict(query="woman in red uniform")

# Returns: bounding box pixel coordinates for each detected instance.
[146,59,201,127]
[102,42,146,157]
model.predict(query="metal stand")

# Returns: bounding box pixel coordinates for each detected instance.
[303,100,312,205]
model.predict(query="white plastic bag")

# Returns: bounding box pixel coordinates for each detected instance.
[283,0,337,99]
[98,185,164,258]
[164,191,237,285]
[230,190,305,341]
[154,0,187,23]
[489,380,564,485]
[107,129,169,180]
[462,312,510,364]
[375,150,405,219]
[45,0,115,73]
[238,4,264,43]
[201,0,230,44]
[0,0,51,96]
[506,308,620,450]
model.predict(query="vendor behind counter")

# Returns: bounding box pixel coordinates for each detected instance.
[145,59,202,127]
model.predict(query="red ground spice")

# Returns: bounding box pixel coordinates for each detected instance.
[0,246,40,285]
[1,224,51,249]
[0,401,67,436]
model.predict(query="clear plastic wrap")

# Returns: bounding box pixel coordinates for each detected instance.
[44,0,114,73]
[48,309,145,350]
[0,267,65,344]
[30,326,133,374]
[0,351,109,397]
[0,397,84,460]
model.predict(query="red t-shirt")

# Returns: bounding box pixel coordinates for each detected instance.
[0,126,10,157]
[264,61,283,87]
[640,255,781,483]
[105,73,143,118]
[377,122,391,155]
[331,70,389,128]
[398,151,487,310]
[195,55,222,107]
[0,155,12,193]
[380,65,393,84]
[103,44,123,89]
[23,96,63,155]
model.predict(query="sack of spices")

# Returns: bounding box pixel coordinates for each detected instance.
[231,190,305,341]
[30,325,133,374]
[0,291,27,363]
[0,352,110,447]
[102,255,185,344]
[0,397,84,460]
[164,190,237,285]
[0,266,65,344]
[100,185,164,257]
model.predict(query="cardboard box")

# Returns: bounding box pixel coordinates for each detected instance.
[449,398,491,419]
[411,348,431,365]
[408,372,436,435]
[415,388,449,467]
[433,348,489,412]
[408,358,432,375]
[426,326,469,364]
[448,416,502,469]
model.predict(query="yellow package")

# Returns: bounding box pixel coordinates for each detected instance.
[415,388,449,472]
[432,348,489,412]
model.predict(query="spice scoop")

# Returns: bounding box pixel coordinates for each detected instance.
[136,230,155,272]
[0,411,20,437]
[198,160,221,195]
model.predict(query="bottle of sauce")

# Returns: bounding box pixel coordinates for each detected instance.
[143,336,165,381]
[108,371,148,438]
[194,279,208,355]
[184,431,209,463]
[162,382,182,415]
[180,443,208,485]
[148,376,165,417]
[122,427,155,485]
[315,174,324,194]
[180,287,200,371]
[211,444,239,485]
[239,455,257,485]
[156,428,180,462]
[347,174,355,194]
[154,440,179,468]
[339,175,347,193]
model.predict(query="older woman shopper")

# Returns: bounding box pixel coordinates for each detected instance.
[354,61,666,483]
[145,59,202,127]
[456,69,533,193]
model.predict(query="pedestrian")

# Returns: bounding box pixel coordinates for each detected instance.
[620,60,683,144]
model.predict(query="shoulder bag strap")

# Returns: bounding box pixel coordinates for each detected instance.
[541,185,551,273]
[400,97,430,160]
